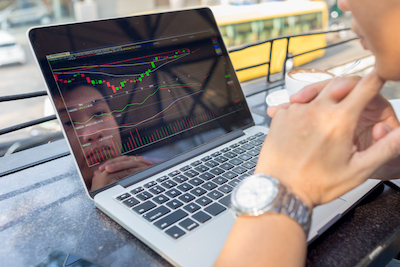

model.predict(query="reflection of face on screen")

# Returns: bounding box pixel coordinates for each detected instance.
[57,85,153,190]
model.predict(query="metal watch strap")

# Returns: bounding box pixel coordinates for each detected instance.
[279,189,312,236]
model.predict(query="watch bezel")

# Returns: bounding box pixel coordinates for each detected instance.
[230,174,283,216]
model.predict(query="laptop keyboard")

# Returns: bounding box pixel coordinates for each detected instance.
[115,132,266,240]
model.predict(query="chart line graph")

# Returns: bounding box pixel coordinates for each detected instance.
[72,83,202,125]
[77,89,204,137]
[53,48,194,93]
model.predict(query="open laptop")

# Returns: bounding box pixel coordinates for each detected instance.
[28,7,380,267]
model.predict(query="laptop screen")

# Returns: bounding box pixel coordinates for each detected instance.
[29,8,253,193]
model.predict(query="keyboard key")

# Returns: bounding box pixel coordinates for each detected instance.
[178,193,195,203]
[161,180,178,189]
[156,176,169,183]
[143,181,157,188]
[154,209,188,230]
[247,150,259,157]
[218,184,233,194]
[165,226,186,239]
[177,183,193,192]
[192,211,212,223]
[165,189,182,198]
[222,171,238,180]
[133,201,156,214]
[202,181,218,191]
[199,172,215,181]
[250,157,259,164]
[238,154,252,161]
[188,178,204,186]
[194,165,209,173]
[249,140,263,146]
[247,169,255,175]
[224,152,237,159]
[191,160,202,166]
[232,147,246,154]
[221,147,231,153]
[242,162,256,169]
[143,206,170,222]
[209,167,225,176]
[232,166,247,174]
[255,132,265,137]
[136,191,153,201]
[229,158,243,165]
[220,163,234,170]
[153,194,170,204]
[190,187,207,197]
[166,199,184,209]
[168,170,180,177]
[246,135,256,140]
[205,203,226,216]
[207,190,224,200]
[241,144,255,150]
[211,151,221,157]
[184,170,199,178]
[230,143,240,148]
[183,202,201,213]
[239,140,248,144]
[116,193,131,201]
[228,179,241,187]
[201,155,212,162]
[179,165,191,172]
[212,177,228,185]
[122,197,140,207]
[130,187,144,194]
[149,185,165,195]
[173,174,188,183]
[239,173,251,180]
[196,196,213,206]
[214,156,228,163]
[219,194,232,207]
[205,160,219,168]
[179,218,199,231]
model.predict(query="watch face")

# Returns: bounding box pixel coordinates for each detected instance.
[233,175,277,213]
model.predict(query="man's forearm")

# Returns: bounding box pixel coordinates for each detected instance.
[214,213,307,267]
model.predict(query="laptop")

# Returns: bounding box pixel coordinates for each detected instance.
[28,7,380,267]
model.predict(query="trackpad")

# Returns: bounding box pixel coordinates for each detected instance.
[311,198,347,230]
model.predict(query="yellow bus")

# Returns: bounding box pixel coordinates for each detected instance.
[211,1,329,81]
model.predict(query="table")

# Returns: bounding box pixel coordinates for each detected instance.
[1,82,400,267]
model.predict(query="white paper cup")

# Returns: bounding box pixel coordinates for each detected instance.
[285,69,334,97]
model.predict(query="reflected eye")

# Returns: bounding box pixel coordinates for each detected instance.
[64,121,72,128]
[94,110,106,116]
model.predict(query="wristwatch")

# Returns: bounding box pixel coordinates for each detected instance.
[230,173,312,236]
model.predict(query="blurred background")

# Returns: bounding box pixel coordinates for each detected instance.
[0,0,398,156]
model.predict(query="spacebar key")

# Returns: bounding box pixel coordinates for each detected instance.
[154,209,188,230]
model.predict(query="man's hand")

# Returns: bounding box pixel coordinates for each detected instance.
[90,155,153,191]
[257,70,400,209]
[267,74,400,180]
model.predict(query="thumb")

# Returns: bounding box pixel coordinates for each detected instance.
[353,127,400,178]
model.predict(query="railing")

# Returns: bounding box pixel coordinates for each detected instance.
[0,28,357,155]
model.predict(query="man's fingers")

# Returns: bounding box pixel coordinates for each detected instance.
[353,127,400,178]
[340,70,386,118]
[267,102,291,118]
[290,79,331,103]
